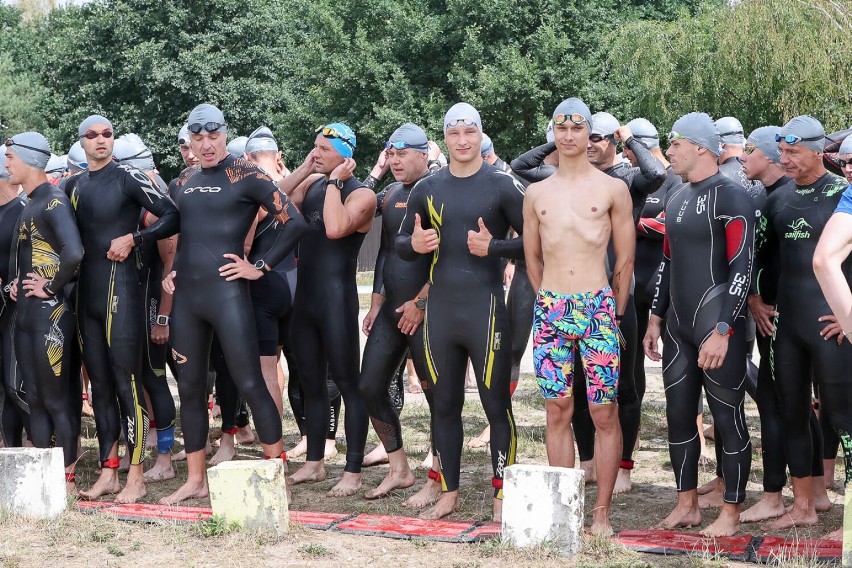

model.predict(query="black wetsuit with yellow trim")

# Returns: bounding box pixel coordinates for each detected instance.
[0,195,26,446]
[66,161,179,467]
[291,175,371,472]
[170,156,305,454]
[14,182,83,467]
[396,162,525,497]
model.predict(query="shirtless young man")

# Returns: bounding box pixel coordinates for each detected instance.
[524,97,635,536]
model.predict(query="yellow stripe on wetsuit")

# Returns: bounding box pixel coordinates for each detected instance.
[426,196,443,283]
[129,372,147,465]
[423,302,439,385]
[483,294,497,389]
[106,262,117,347]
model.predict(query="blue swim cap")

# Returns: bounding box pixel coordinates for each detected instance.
[318,122,356,159]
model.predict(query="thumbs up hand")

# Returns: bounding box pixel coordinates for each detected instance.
[467,217,493,257]
[412,213,440,253]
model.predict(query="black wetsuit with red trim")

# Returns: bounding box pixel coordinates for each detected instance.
[395,162,525,497]
[170,156,306,454]
[14,184,83,467]
[0,195,26,446]
[651,171,756,503]
[759,173,852,482]
[291,175,370,473]
[66,161,179,468]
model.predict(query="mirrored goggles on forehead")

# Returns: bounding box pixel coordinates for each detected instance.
[81,129,113,140]
[4,138,51,155]
[315,126,355,149]
[188,122,227,134]
[775,133,823,144]
[667,131,690,142]
[444,118,478,129]
[553,113,587,125]
[385,140,428,151]
[589,133,615,143]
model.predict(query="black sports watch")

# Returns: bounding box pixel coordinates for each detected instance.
[714,322,733,336]
[254,259,270,273]
[414,296,426,310]
[156,315,170,326]
[328,178,345,190]
[132,231,143,247]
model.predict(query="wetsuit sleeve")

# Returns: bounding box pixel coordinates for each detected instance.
[122,170,180,242]
[394,182,428,262]
[650,234,671,317]
[371,187,392,295]
[716,188,756,326]
[509,142,557,183]
[752,195,780,302]
[624,137,666,195]
[43,199,84,294]
[247,184,307,269]
[637,211,666,240]
[487,175,526,260]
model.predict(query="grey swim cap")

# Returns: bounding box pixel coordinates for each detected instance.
[715,116,745,145]
[747,126,782,164]
[839,136,852,156]
[6,131,51,169]
[115,134,155,172]
[46,154,66,178]
[227,136,248,158]
[551,98,592,130]
[591,112,620,137]
[187,104,227,133]
[626,118,660,149]
[779,115,825,153]
[66,141,87,172]
[388,123,429,154]
[545,120,554,143]
[443,102,482,133]
[480,134,494,156]
[245,126,279,154]
[0,152,8,180]
[78,115,112,138]
[178,124,190,146]
[669,112,721,156]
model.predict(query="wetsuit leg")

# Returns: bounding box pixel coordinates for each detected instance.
[359,303,412,453]
[79,309,122,464]
[633,290,651,404]
[170,299,213,454]
[808,331,852,483]
[0,308,25,446]
[754,334,787,493]
[616,297,640,467]
[292,312,333,460]
[390,360,405,416]
[506,262,534,389]
[286,349,341,440]
[141,294,175,453]
[211,336,240,433]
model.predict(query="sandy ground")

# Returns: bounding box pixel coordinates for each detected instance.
[0,302,844,568]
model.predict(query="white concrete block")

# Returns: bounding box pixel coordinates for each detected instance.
[501,464,585,557]
[0,447,67,519]
[207,459,289,535]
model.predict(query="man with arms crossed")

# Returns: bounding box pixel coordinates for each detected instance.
[524,97,634,536]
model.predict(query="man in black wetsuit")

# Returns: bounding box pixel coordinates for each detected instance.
[396,102,525,521]
[359,123,432,500]
[643,112,756,537]
[755,116,852,536]
[162,104,306,505]
[715,116,763,199]
[65,115,180,503]
[5,133,83,491]
[263,121,376,498]
[0,151,26,448]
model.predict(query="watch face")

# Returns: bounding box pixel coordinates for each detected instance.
[715,322,730,335]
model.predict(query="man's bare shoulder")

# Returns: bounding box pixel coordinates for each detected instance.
[595,168,629,198]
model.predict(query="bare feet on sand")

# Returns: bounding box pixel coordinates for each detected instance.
[115,473,147,504]
[697,476,721,496]
[580,459,597,485]
[159,479,208,506]
[589,507,614,537]
[740,493,785,523]
[287,437,307,459]
[612,468,632,495]
[324,439,339,460]
[659,502,701,529]
[467,425,490,449]
[765,504,818,530]
[328,472,362,497]
[289,461,327,485]
[362,443,389,467]
[700,505,740,537]
[420,492,458,520]
[365,469,416,500]
[173,439,212,462]
[143,453,176,483]
[823,528,843,541]
[79,469,120,500]
[403,478,442,509]
[698,480,724,509]
[209,434,236,466]
[235,426,256,445]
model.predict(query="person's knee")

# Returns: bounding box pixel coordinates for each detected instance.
[546,398,574,427]
[589,403,619,432]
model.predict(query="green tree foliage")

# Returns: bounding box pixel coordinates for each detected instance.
[605,0,852,135]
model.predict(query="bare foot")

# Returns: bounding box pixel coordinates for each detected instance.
[613,468,632,495]
[468,425,490,449]
[365,469,416,499]
[740,494,786,522]
[159,479,208,505]
[403,479,442,509]
[407,377,422,394]
[765,507,818,530]
[492,497,502,523]
[82,398,94,416]
[115,478,147,504]
[118,451,130,473]
[79,470,121,500]
[235,426,256,445]
[658,503,701,529]
[362,444,389,467]
[814,493,833,512]
[697,477,721,496]
[209,435,236,466]
[144,455,176,483]
[287,437,308,459]
[289,461,327,485]
[173,439,212,462]
[324,440,338,460]
[328,472,362,497]
[420,492,458,519]
[589,516,614,537]
[580,459,597,485]
[698,481,725,509]
[823,528,843,541]
[701,512,739,537]
[420,450,434,470]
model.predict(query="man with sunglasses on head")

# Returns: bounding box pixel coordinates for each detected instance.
[836,136,852,185]
[64,114,180,503]
[162,104,306,505]
[275,122,376,497]
[643,112,756,537]
[5,133,83,492]
[524,98,633,536]
[753,116,852,537]
[396,103,525,522]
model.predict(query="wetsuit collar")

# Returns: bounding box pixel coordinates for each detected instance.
[200,153,234,175]
[794,171,833,190]
[87,159,117,178]
[447,160,487,180]
[765,175,790,194]
[28,182,54,199]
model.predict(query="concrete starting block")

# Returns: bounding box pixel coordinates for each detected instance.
[207,458,289,535]
[0,447,66,519]
[501,464,585,557]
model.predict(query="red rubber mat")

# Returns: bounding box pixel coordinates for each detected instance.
[289,511,349,529]
[617,529,753,558]
[335,514,478,541]
[755,535,841,563]
[460,521,501,542]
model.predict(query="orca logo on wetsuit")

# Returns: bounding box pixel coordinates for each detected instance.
[183,186,222,194]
